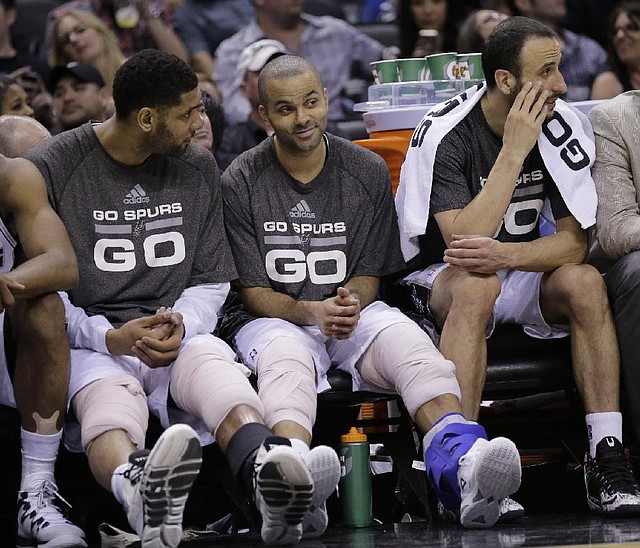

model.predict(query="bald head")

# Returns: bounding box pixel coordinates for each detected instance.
[0,115,51,158]
[257,55,324,107]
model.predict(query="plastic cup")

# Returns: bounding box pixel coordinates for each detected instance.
[370,60,398,84]
[396,58,427,82]
[426,52,458,80]
[456,52,484,80]
[114,1,140,28]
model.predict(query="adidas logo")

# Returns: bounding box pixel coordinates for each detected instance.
[288,199,315,219]
[123,184,150,204]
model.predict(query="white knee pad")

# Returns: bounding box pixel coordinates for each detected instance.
[357,321,461,418]
[257,336,317,433]
[72,375,148,453]
[170,335,264,436]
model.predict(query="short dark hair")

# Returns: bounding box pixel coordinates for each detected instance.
[112,49,198,119]
[0,73,19,105]
[201,90,224,151]
[257,55,323,107]
[482,16,557,90]
[1,0,16,11]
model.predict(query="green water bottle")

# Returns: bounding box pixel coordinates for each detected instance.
[339,427,373,527]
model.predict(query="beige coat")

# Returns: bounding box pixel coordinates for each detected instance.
[589,91,640,269]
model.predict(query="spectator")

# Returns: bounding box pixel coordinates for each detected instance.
[220,54,522,533]
[0,73,33,116]
[482,0,513,14]
[0,116,83,547]
[25,48,325,546]
[591,2,640,100]
[396,15,640,518]
[47,0,188,61]
[564,0,621,50]
[192,89,224,154]
[196,71,222,101]
[456,8,508,53]
[49,9,125,93]
[510,0,610,101]
[0,0,50,81]
[173,0,254,77]
[302,0,345,19]
[216,38,285,172]
[397,0,470,57]
[213,0,385,127]
[359,0,397,23]
[11,67,57,124]
[49,62,109,132]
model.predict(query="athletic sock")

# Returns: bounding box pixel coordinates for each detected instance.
[586,411,623,458]
[111,462,130,506]
[290,438,310,458]
[20,428,62,491]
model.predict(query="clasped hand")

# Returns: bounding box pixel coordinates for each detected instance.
[315,287,361,340]
[106,306,184,368]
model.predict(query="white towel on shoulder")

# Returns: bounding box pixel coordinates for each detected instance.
[395,82,597,261]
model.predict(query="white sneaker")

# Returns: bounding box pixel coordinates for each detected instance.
[16,480,87,548]
[498,496,525,522]
[253,437,313,545]
[436,495,524,523]
[301,445,340,538]
[120,424,202,548]
[458,437,521,529]
[97,523,139,547]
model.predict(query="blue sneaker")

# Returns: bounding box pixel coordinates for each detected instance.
[424,421,521,529]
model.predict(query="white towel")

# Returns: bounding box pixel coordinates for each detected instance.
[395,82,597,261]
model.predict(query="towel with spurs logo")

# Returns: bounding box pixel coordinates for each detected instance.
[395,81,598,261]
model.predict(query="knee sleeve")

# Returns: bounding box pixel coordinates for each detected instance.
[72,375,148,453]
[170,336,264,437]
[357,321,461,418]
[256,337,317,433]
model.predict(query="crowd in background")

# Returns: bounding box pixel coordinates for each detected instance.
[4,1,640,546]
[0,0,636,168]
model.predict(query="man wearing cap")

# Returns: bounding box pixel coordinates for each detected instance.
[50,62,109,133]
[213,0,384,127]
[216,38,285,172]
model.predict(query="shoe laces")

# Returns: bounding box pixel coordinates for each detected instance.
[595,449,639,494]
[19,480,73,528]
[122,452,148,487]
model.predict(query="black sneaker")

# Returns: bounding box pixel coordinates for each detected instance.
[584,436,640,516]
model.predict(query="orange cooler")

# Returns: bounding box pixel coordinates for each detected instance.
[354,106,429,196]
[353,81,483,194]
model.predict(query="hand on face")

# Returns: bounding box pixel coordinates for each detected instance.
[503,81,549,161]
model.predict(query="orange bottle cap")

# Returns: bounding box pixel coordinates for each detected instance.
[341,426,367,443]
